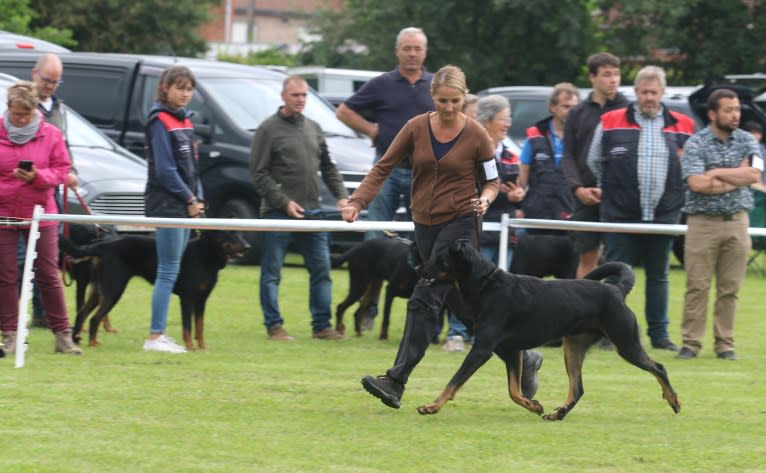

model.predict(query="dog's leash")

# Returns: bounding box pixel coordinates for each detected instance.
[60,185,95,286]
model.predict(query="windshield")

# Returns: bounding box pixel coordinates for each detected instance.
[198,77,357,137]
[64,107,115,149]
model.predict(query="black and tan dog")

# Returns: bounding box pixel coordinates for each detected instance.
[59,229,249,350]
[418,239,680,421]
[331,237,418,340]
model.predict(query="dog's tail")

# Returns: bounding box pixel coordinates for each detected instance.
[330,246,358,268]
[583,262,635,298]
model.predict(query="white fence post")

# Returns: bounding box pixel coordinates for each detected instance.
[498,213,510,270]
[15,205,43,368]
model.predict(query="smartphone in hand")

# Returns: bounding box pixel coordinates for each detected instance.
[19,160,33,171]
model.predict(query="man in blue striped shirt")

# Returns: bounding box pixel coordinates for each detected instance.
[588,65,695,352]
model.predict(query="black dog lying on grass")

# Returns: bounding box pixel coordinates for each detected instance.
[331,237,418,339]
[418,239,680,421]
[59,230,249,350]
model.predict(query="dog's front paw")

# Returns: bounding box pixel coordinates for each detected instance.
[417,403,441,415]
[525,399,544,415]
[542,406,567,421]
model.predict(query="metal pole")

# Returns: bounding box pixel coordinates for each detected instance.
[498,213,509,270]
[16,205,43,368]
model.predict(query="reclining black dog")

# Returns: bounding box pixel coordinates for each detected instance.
[331,237,418,340]
[59,229,249,350]
[419,239,681,421]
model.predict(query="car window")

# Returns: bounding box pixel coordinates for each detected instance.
[509,98,550,144]
[198,77,357,137]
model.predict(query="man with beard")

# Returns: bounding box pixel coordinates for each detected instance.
[588,66,695,353]
[677,88,764,361]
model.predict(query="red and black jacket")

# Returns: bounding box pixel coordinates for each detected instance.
[521,117,574,221]
[599,104,695,223]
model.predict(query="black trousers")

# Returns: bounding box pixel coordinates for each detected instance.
[387,213,477,384]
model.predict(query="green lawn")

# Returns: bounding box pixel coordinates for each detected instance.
[1,256,765,473]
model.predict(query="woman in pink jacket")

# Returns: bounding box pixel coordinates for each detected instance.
[0,81,81,355]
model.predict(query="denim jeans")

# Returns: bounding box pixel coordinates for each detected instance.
[150,227,191,334]
[603,232,674,343]
[364,165,412,241]
[446,312,473,342]
[259,211,332,333]
[481,243,511,271]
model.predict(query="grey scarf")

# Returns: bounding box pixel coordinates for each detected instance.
[3,110,41,144]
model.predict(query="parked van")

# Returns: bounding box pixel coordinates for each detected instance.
[0,52,375,261]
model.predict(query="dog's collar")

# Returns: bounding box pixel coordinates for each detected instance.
[479,268,502,293]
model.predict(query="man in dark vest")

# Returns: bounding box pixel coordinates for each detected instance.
[588,65,695,352]
[518,82,580,231]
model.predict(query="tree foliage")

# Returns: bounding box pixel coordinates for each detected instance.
[300,0,599,91]
[28,0,217,56]
[596,0,766,84]
[0,0,75,48]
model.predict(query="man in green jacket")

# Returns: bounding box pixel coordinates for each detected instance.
[250,75,349,341]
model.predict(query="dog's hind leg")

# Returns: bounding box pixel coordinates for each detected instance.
[192,291,212,350]
[416,345,494,415]
[354,280,382,336]
[379,284,396,340]
[72,286,99,344]
[180,297,196,351]
[607,315,681,414]
[334,277,373,335]
[543,332,600,421]
[495,344,544,415]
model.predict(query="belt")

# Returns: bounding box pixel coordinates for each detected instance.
[696,211,744,221]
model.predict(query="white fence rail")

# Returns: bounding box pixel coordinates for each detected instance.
[12,205,766,367]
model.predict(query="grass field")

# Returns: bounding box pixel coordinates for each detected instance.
[1,255,765,473]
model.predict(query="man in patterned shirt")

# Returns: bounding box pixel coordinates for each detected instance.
[677,88,764,361]
[588,65,695,352]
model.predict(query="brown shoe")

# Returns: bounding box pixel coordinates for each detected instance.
[2,331,17,353]
[54,329,83,355]
[312,327,348,340]
[267,324,294,341]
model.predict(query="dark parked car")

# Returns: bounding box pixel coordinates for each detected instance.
[0,52,376,262]
[0,72,147,227]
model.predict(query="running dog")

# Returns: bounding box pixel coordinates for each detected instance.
[418,239,680,421]
[59,230,249,350]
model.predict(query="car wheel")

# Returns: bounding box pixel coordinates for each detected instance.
[219,198,261,265]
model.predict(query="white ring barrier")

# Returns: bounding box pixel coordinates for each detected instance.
[12,206,766,368]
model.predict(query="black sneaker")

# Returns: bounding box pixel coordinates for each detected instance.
[716,351,738,361]
[361,374,403,409]
[521,351,543,399]
[676,347,697,360]
[651,339,679,352]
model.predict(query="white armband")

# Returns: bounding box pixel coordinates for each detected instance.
[751,153,765,172]
[480,158,499,181]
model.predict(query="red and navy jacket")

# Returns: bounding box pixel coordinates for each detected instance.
[599,104,695,223]
[521,117,574,221]
[144,105,201,218]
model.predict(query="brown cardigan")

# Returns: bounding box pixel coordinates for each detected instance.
[348,112,499,225]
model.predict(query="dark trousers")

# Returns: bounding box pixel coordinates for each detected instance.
[387,213,477,384]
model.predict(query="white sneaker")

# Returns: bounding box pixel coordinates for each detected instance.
[143,335,187,353]
[443,335,465,353]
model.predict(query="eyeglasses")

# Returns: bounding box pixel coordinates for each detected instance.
[36,70,63,87]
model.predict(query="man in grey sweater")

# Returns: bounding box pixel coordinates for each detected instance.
[250,75,349,341]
